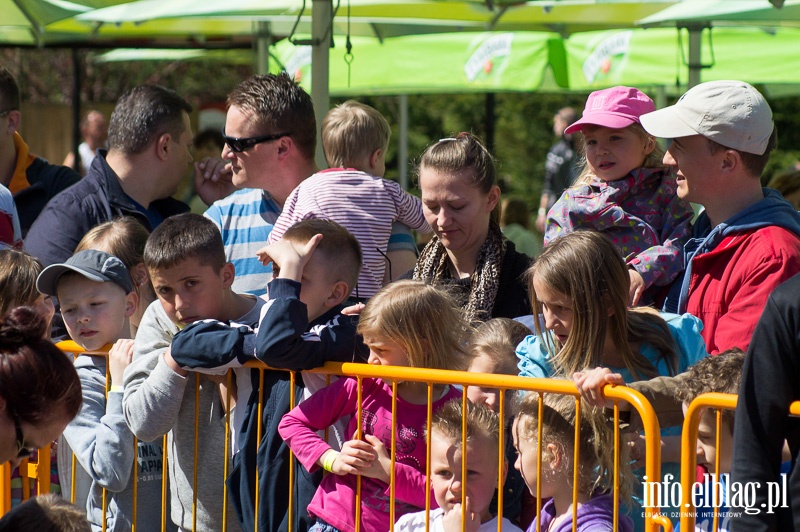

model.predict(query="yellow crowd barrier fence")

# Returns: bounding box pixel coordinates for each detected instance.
[2,343,671,532]
[679,393,800,532]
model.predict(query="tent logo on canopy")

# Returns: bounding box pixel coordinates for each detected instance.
[464,33,514,82]
[582,31,633,85]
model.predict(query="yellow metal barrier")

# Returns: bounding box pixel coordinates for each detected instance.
[679,394,800,532]
[3,343,669,532]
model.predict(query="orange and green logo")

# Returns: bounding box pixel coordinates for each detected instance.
[464,34,514,82]
[582,31,633,85]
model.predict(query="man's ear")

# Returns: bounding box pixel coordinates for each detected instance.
[276,136,293,161]
[325,280,351,309]
[156,132,172,162]
[124,290,139,318]
[220,262,236,289]
[720,149,740,175]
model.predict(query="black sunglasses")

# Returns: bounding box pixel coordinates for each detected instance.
[11,409,34,460]
[221,128,291,153]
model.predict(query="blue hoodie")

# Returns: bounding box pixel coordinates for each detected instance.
[664,188,800,314]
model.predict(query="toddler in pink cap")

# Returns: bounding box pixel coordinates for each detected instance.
[544,86,694,306]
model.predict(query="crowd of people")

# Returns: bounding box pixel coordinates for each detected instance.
[1,61,799,532]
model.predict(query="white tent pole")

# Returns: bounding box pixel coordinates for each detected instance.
[687,26,702,88]
[312,0,331,168]
[399,94,409,191]
[255,21,271,75]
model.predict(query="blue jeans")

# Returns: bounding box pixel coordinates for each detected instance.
[309,519,340,532]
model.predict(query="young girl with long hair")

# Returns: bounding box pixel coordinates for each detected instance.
[516,230,707,531]
[517,230,706,383]
[544,86,694,306]
[513,392,634,532]
[278,280,470,532]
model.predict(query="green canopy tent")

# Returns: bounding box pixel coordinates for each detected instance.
[269,31,569,95]
[72,0,682,162]
[564,26,800,96]
[638,0,800,27]
[636,0,800,86]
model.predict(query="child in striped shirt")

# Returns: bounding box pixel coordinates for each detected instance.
[266,101,431,299]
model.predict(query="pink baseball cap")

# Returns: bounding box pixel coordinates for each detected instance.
[564,86,656,135]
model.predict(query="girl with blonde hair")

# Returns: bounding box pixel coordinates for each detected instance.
[544,86,694,306]
[279,280,470,532]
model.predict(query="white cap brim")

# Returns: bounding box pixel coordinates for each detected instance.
[640,106,700,140]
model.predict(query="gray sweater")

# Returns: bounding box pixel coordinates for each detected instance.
[63,354,169,532]
[123,298,263,531]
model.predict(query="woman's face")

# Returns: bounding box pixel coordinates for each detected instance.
[0,405,71,468]
[419,166,500,260]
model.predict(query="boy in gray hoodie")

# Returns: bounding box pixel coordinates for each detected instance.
[37,249,166,532]
[122,213,264,532]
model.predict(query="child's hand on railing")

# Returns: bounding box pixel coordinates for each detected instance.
[109,339,135,388]
[572,367,626,409]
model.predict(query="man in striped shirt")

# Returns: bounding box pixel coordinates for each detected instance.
[200,74,418,298]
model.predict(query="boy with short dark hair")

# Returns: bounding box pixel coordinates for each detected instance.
[267,101,430,298]
[122,212,263,532]
[169,218,367,532]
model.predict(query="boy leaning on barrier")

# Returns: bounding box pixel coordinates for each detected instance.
[168,218,368,532]
[122,213,264,532]
[37,250,167,532]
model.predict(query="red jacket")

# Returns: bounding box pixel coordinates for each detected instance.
[685,225,800,354]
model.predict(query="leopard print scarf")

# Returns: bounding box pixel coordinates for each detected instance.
[413,221,506,323]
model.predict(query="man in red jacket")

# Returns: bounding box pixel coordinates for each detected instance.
[641,80,800,354]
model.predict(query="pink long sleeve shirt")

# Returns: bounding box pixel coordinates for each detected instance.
[278,377,461,532]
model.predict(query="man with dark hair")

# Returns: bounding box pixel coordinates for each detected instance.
[200,73,418,297]
[640,80,800,354]
[0,65,80,235]
[26,85,201,268]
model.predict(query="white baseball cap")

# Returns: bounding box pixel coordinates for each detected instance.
[639,80,773,155]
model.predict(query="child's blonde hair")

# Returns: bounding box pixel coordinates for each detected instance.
[516,391,633,504]
[357,280,470,371]
[322,100,391,169]
[428,399,500,455]
[469,317,530,376]
[0,248,44,317]
[75,217,153,303]
[574,122,665,186]
[282,218,362,294]
[528,231,678,380]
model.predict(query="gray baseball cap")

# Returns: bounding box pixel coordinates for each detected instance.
[640,80,773,155]
[37,249,134,296]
